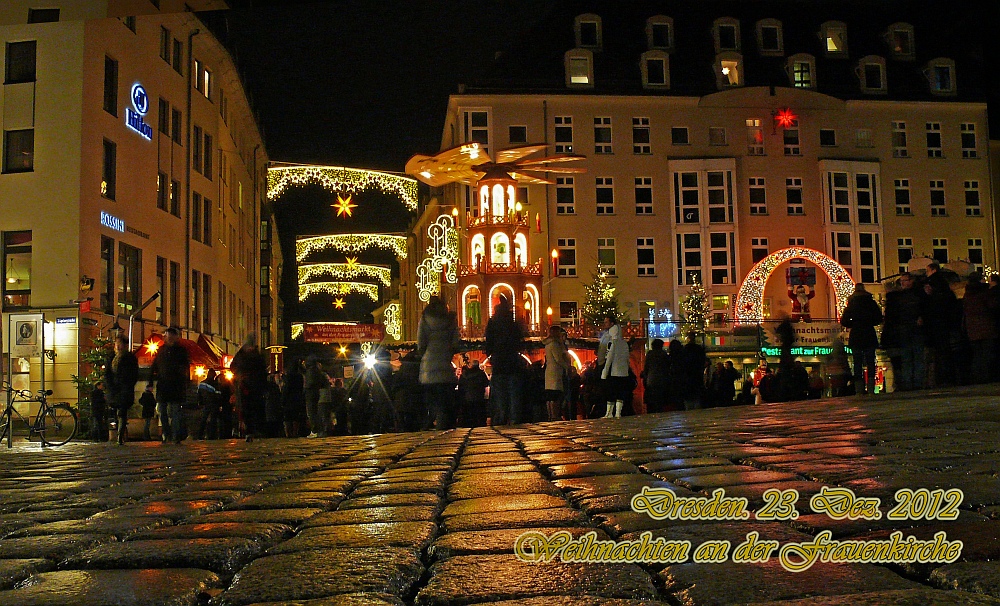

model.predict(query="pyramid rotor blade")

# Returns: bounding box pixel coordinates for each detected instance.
[494,144,550,163]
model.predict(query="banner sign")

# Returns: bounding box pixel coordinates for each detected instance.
[761,320,846,350]
[303,323,385,343]
[9,313,44,357]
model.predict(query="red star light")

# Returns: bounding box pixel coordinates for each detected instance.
[775,108,797,129]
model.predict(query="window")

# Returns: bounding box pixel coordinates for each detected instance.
[828,172,851,223]
[894,179,911,215]
[122,16,136,32]
[858,233,881,283]
[926,58,956,95]
[192,125,203,173]
[965,180,981,217]
[714,18,740,52]
[709,127,727,146]
[556,238,576,276]
[118,243,141,316]
[932,238,948,264]
[3,130,33,173]
[554,116,573,153]
[710,232,736,285]
[596,177,614,215]
[192,193,202,242]
[819,129,837,146]
[671,126,689,145]
[100,236,114,313]
[789,237,806,265]
[897,238,913,274]
[194,60,211,100]
[891,121,908,157]
[156,257,166,324]
[157,172,168,211]
[159,27,170,62]
[788,53,815,88]
[858,56,887,93]
[632,117,650,154]
[746,119,764,155]
[637,238,655,275]
[926,122,942,158]
[3,231,31,307]
[556,177,575,214]
[171,108,182,143]
[677,232,702,286]
[783,119,800,155]
[5,41,36,84]
[930,180,946,216]
[565,49,593,87]
[961,123,977,158]
[203,133,213,177]
[170,180,180,216]
[855,173,878,224]
[968,239,984,272]
[191,270,201,328]
[169,261,180,327]
[171,38,183,74]
[597,238,616,274]
[594,117,612,154]
[831,232,853,272]
[102,140,116,200]
[751,237,769,263]
[464,109,489,154]
[856,128,873,147]
[508,125,527,144]
[785,177,803,215]
[158,98,169,134]
[203,273,212,333]
[103,57,118,116]
[749,177,766,215]
[676,172,700,224]
[218,281,226,336]
[716,53,743,88]
[757,19,783,55]
[887,23,915,59]
[821,21,848,56]
[635,177,653,214]
[641,52,669,88]
[27,8,60,23]
[559,301,578,324]
[646,16,673,51]
[575,14,602,49]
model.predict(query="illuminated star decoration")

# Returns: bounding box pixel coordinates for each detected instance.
[345,256,358,269]
[334,194,357,218]
[774,108,797,128]
[333,297,346,309]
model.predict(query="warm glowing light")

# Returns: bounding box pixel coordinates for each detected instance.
[383,301,402,340]
[333,297,346,309]
[551,249,559,259]
[515,202,523,212]
[298,262,390,287]
[546,306,553,316]
[296,234,408,262]
[345,256,358,269]
[144,340,160,354]
[451,207,459,217]
[333,193,358,218]
[721,66,730,75]
[417,214,459,302]
[775,108,798,129]
[363,354,378,369]
[194,365,208,378]
[290,324,304,340]
[524,301,531,310]
[420,171,433,179]
[299,282,380,302]
[223,370,234,381]
[267,164,418,211]
[338,345,348,357]
[6,277,16,284]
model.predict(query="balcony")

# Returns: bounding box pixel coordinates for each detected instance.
[459,260,542,277]
[467,213,529,229]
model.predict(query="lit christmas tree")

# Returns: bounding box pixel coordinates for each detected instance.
[680,276,710,335]
[582,264,623,327]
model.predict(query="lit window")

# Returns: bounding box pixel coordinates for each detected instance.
[716,53,743,88]
[594,117,612,154]
[646,16,673,51]
[746,119,764,155]
[632,117,650,154]
[788,54,815,88]
[634,177,653,214]
[886,23,915,59]
[821,21,848,56]
[641,51,669,88]
[894,179,911,215]
[926,59,956,95]
[756,19,783,55]
[564,50,593,87]
[858,56,887,93]
[714,18,740,53]
[961,123,977,158]
[930,180,946,217]
[749,177,766,215]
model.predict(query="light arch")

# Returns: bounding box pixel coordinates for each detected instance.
[488,282,515,317]
[734,246,856,323]
[490,232,511,264]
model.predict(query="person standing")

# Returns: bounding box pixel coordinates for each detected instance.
[391,350,423,432]
[682,332,707,410]
[882,272,926,391]
[138,385,157,440]
[281,359,306,438]
[105,334,139,445]
[962,273,996,384]
[665,339,686,411]
[641,338,669,414]
[484,295,526,425]
[543,325,572,421]
[600,314,630,418]
[231,332,268,441]
[456,358,489,427]
[148,327,190,443]
[417,295,461,430]
[90,381,108,442]
[840,283,883,396]
[303,356,325,438]
[924,262,959,386]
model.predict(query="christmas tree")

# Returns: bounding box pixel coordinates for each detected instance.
[680,276,710,335]
[581,264,623,327]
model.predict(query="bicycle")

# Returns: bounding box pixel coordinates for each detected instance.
[1,383,79,446]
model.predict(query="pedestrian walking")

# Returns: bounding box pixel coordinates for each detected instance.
[104,334,139,444]
[882,272,926,391]
[641,338,669,414]
[148,327,190,443]
[330,377,348,435]
[840,283,883,396]
[484,295,526,425]
[264,372,283,437]
[391,350,424,431]
[417,295,461,430]
[543,325,572,421]
[139,384,156,440]
[195,370,222,439]
[281,359,306,438]
[90,381,108,442]
[601,314,630,418]
[231,332,268,441]
[962,273,997,384]
[456,358,488,427]
[303,357,326,437]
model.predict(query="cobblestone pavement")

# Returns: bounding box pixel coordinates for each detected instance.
[1,386,999,605]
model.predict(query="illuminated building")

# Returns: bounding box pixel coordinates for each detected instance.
[0,2,271,404]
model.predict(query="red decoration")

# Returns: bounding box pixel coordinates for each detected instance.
[774,108,797,129]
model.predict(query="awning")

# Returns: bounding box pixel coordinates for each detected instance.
[137,333,221,369]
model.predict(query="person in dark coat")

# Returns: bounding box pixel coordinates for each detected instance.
[264,372,283,437]
[882,272,926,391]
[147,327,190,443]
[217,371,234,439]
[484,295,526,425]
[90,381,108,442]
[641,339,670,414]
[457,358,489,427]
[417,295,461,430]
[665,339,686,410]
[196,370,221,440]
[281,359,306,438]
[231,332,268,441]
[840,283,883,396]
[105,334,139,444]
[962,273,997,384]
[923,262,959,386]
[138,384,156,440]
[391,350,423,432]
[682,332,707,410]
[303,357,326,437]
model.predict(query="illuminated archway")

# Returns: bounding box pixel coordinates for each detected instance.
[734,246,856,323]
[490,232,511,264]
[488,282,515,317]
[461,285,482,327]
[514,233,528,267]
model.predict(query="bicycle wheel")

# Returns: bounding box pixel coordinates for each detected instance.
[39,404,78,446]
[0,410,9,441]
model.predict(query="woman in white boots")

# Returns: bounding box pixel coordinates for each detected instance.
[600,313,631,418]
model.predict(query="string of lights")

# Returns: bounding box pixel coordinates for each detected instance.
[296,234,408,262]
[382,301,402,340]
[268,165,418,211]
[299,281,380,302]
[298,262,392,287]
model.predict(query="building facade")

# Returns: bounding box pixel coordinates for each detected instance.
[430,4,994,336]
[0,1,271,403]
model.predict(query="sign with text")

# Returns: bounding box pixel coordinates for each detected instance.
[761,320,846,350]
[303,323,385,343]
[9,313,43,358]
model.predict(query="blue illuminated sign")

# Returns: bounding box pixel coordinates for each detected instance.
[125,83,152,140]
[100,211,125,233]
[56,317,76,325]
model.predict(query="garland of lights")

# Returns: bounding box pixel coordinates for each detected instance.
[417,214,460,302]
[290,324,304,340]
[383,301,401,340]
[268,165,418,211]
[298,263,392,287]
[735,246,855,324]
[299,281,380,303]
[296,234,408,262]
[680,276,710,336]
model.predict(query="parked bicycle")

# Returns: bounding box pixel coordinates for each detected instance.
[1,382,79,446]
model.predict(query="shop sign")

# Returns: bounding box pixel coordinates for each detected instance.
[303,323,385,343]
[125,83,153,140]
[761,320,846,349]
[55,317,76,325]
[101,211,125,233]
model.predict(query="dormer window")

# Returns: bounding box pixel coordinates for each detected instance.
[646,16,674,51]
[820,21,848,56]
[713,18,741,53]
[641,51,670,89]
[787,53,816,88]
[886,23,915,60]
[575,14,602,50]
[857,56,887,93]
[564,49,594,88]
[756,19,783,55]
[926,58,956,95]
[715,52,743,89]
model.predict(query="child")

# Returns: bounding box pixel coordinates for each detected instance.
[139,384,157,441]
